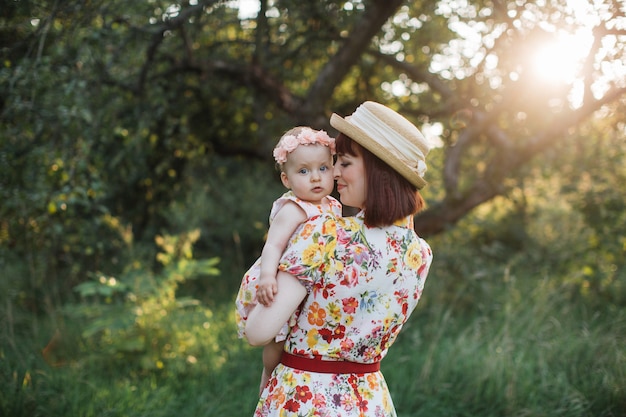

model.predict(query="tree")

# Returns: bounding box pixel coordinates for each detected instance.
[1,0,624,262]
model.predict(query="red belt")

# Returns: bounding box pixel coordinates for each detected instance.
[280,352,380,374]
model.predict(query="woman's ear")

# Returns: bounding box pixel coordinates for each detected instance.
[280,171,290,189]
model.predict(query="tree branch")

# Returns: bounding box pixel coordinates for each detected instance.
[415,85,626,237]
[371,50,457,104]
[137,0,222,95]
[303,0,404,114]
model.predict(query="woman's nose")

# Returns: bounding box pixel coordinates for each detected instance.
[333,164,340,179]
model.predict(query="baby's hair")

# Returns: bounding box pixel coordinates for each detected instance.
[281,126,307,138]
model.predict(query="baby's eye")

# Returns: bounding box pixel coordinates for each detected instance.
[320,165,329,172]
[298,168,309,174]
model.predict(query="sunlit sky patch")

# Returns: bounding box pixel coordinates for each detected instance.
[237,0,260,19]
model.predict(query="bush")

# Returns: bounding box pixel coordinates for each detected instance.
[61,230,220,374]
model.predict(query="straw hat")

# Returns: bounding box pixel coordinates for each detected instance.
[330,101,430,189]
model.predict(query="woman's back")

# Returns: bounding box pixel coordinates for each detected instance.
[280,212,432,362]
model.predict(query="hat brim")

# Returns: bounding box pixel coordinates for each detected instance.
[330,113,427,189]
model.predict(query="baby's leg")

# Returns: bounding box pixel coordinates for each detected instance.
[259,340,284,394]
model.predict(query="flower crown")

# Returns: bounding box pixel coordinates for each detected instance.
[273,128,336,164]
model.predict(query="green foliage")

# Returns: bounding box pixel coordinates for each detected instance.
[161,154,285,289]
[524,121,626,306]
[63,230,220,373]
[0,301,259,417]
[425,120,626,312]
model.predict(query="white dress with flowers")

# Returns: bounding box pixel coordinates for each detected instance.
[235,191,342,341]
[253,211,433,416]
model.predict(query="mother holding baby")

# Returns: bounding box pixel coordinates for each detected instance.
[246,101,433,417]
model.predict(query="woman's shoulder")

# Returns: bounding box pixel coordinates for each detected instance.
[359,216,431,249]
[325,195,342,216]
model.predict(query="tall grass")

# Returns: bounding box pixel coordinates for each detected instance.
[386,268,625,417]
[2,257,624,417]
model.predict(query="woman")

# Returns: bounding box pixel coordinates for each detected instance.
[245,101,433,416]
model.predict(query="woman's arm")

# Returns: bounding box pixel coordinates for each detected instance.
[245,271,307,346]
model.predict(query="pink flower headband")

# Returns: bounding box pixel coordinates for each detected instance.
[273,128,336,164]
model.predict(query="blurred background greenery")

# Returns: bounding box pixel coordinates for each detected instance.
[1,0,624,416]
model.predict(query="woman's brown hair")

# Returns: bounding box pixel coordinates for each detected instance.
[335,133,425,227]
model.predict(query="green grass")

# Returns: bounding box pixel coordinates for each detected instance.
[387,275,626,417]
[2,255,625,417]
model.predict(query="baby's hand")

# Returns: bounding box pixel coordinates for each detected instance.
[257,278,278,306]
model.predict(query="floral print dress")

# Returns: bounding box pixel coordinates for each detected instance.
[253,211,433,416]
[235,191,342,341]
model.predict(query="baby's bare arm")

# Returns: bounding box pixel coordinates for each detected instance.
[256,202,306,306]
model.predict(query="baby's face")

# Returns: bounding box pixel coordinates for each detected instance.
[280,144,335,205]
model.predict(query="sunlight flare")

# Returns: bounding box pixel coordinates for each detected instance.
[530,30,592,84]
